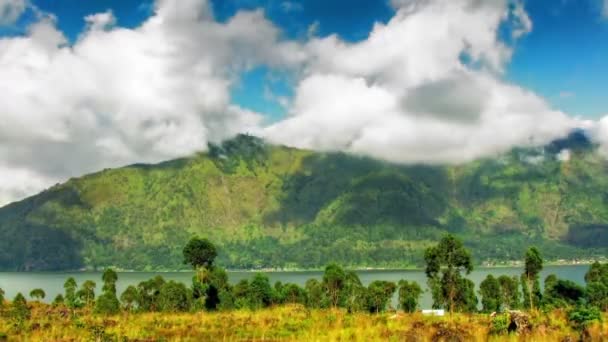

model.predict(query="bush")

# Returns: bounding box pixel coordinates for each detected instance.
[94,293,120,315]
[568,305,601,331]
[9,293,30,326]
[490,313,510,335]
[158,281,191,312]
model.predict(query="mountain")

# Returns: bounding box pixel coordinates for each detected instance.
[1,133,607,271]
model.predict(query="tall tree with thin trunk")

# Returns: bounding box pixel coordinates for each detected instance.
[523,246,543,311]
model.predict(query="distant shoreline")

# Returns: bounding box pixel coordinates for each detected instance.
[1,260,600,273]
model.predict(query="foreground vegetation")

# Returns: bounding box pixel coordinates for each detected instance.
[1,133,607,271]
[1,236,608,340]
[1,304,607,341]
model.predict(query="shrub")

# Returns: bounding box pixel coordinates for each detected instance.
[158,281,191,312]
[568,305,601,331]
[490,313,510,335]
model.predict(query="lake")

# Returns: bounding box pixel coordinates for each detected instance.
[0,265,590,309]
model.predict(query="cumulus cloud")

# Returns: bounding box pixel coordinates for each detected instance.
[0,0,301,205]
[0,0,26,25]
[0,0,604,205]
[264,0,582,164]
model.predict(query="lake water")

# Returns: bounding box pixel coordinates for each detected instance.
[0,265,590,309]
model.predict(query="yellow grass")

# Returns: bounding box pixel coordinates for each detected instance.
[0,304,606,341]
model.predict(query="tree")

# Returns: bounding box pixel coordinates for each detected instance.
[585,262,608,311]
[342,271,367,313]
[398,280,422,313]
[479,275,501,313]
[497,275,520,310]
[192,266,230,311]
[248,273,273,309]
[120,285,139,311]
[10,293,30,324]
[543,275,585,309]
[158,281,191,312]
[64,277,80,309]
[280,283,307,305]
[305,279,327,309]
[522,246,543,311]
[95,268,120,314]
[136,275,165,311]
[454,278,478,313]
[77,280,96,307]
[101,268,118,294]
[52,294,65,306]
[366,281,396,313]
[29,288,46,301]
[424,234,474,313]
[183,237,218,269]
[0,287,4,308]
[322,263,346,308]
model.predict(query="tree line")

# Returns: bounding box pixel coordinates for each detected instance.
[0,235,606,327]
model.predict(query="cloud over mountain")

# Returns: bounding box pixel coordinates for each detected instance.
[264,0,581,164]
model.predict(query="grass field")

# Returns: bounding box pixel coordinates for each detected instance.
[1,303,606,341]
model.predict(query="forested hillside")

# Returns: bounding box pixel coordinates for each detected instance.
[1,132,607,271]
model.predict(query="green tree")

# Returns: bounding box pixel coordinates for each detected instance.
[280,283,307,305]
[95,268,120,315]
[454,278,478,313]
[192,266,230,311]
[64,277,80,309]
[29,288,46,301]
[101,268,118,294]
[479,275,501,313]
[342,271,367,313]
[585,262,608,311]
[0,287,4,308]
[77,280,96,307]
[497,275,520,310]
[10,293,30,324]
[568,305,602,332]
[522,247,543,311]
[183,237,218,269]
[398,280,422,313]
[248,273,273,310]
[322,263,346,308]
[424,234,474,313]
[136,275,165,311]
[305,279,327,309]
[158,281,191,312]
[366,280,396,313]
[120,285,139,311]
[52,294,65,306]
[543,275,585,309]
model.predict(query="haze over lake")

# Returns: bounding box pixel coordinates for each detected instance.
[0,265,589,309]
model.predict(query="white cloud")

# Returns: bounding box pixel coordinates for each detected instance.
[0,0,26,25]
[0,0,603,205]
[264,0,580,164]
[0,0,300,205]
[84,10,116,31]
[591,116,608,156]
[603,0,608,18]
[557,149,571,162]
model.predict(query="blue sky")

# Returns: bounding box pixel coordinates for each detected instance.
[7,0,606,119]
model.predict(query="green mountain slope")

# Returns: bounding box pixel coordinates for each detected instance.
[1,134,607,271]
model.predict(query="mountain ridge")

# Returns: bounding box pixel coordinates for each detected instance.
[1,133,607,271]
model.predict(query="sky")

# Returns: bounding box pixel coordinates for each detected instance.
[0,0,607,205]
